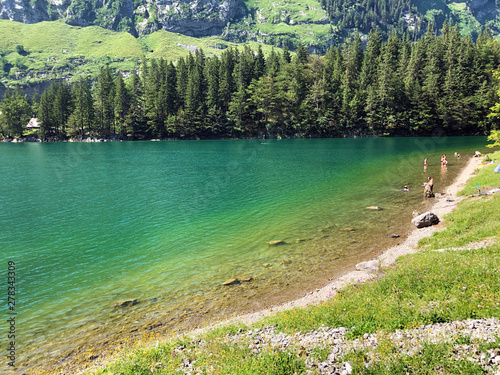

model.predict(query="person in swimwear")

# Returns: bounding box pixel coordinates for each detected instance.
[428,176,434,192]
[424,157,428,168]
[403,185,409,192]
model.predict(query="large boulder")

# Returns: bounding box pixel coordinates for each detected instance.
[411,211,439,228]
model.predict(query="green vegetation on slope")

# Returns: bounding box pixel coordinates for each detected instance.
[83,150,500,374]
[0,20,283,89]
[2,25,499,140]
[228,0,336,52]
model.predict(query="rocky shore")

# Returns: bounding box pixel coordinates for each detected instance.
[176,318,500,374]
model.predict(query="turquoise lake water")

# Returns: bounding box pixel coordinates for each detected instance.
[0,137,487,371]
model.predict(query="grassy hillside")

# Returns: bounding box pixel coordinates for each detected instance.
[0,20,283,91]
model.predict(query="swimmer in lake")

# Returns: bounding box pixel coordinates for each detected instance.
[403,185,409,192]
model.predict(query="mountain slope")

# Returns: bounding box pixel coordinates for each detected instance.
[0,19,280,93]
[1,0,500,50]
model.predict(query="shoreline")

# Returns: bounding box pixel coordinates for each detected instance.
[189,156,481,336]
[46,155,480,374]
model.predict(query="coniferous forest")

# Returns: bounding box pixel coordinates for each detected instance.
[1,24,500,141]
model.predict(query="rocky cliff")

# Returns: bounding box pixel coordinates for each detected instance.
[0,0,246,36]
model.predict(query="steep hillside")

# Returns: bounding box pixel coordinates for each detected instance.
[1,0,500,51]
[0,19,280,94]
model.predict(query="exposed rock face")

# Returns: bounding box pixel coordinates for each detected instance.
[411,211,440,228]
[0,0,54,24]
[0,0,245,36]
[138,0,245,36]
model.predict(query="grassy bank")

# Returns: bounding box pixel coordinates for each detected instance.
[82,152,500,374]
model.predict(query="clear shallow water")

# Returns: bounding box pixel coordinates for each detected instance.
[0,137,486,371]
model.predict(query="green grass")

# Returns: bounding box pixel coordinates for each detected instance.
[0,20,143,56]
[459,150,500,196]
[0,19,286,88]
[246,0,329,23]
[224,0,334,52]
[141,31,283,61]
[345,342,488,374]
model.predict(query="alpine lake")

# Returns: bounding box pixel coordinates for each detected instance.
[0,136,488,373]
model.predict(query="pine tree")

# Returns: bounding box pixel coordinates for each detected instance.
[0,89,31,137]
[95,66,115,136]
[114,73,130,137]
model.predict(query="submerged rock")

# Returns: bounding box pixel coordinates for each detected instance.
[282,258,292,265]
[114,299,138,308]
[411,211,439,228]
[239,275,253,282]
[341,228,356,232]
[268,240,286,246]
[366,206,383,211]
[223,278,240,286]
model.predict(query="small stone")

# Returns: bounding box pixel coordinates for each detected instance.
[223,278,240,286]
[341,227,355,232]
[390,233,400,238]
[366,206,382,210]
[282,258,292,265]
[239,275,253,282]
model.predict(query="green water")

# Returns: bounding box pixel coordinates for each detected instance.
[0,137,487,371]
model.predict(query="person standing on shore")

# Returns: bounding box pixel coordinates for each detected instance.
[424,157,428,170]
